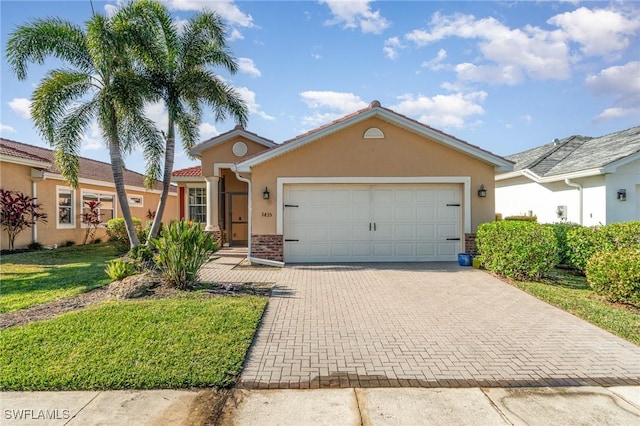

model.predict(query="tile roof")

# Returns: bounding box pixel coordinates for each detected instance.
[171,165,202,177]
[0,143,50,164]
[505,126,640,177]
[0,138,172,192]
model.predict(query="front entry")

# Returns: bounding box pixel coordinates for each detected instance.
[220,192,248,246]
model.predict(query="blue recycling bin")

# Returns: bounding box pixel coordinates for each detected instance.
[457,253,472,266]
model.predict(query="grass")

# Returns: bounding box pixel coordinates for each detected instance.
[0,295,268,390]
[512,268,640,345]
[0,244,120,313]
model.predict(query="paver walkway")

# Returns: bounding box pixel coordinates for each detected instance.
[200,250,640,390]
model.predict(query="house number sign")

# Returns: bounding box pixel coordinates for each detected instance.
[261,212,273,217]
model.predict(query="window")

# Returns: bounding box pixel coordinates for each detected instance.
[188,187,207,223]
[57,187,75,228]
[82,191,115,225]
[128,195,143,207]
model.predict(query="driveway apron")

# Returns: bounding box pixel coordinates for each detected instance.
[200,253,640,389]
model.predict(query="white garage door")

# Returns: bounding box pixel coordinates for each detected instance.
[283,184,462,262]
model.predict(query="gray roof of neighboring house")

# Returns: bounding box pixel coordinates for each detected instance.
[506,126,640,177]
[0,138,173,192]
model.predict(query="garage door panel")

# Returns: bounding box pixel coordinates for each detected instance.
[283,184,462,262]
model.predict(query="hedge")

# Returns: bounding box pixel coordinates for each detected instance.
[477,220,557,280]
[566,221,640,272]
[586,248,640,305]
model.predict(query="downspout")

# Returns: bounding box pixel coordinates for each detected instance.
[564,178,583,225]
[233,168,284,268]
[31,179,38,244]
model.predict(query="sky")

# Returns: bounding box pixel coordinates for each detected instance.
[1,0,639,176]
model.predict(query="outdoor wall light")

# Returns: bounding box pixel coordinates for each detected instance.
[617,189,626,201]
[263,187,270,200]
[477,184,487,198]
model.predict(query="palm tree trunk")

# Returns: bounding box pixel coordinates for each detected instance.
[107,113,140,249]
[148,117,175,240]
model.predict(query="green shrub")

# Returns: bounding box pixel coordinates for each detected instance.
[477,220,557,280]
[104,258,137,281]
[149,220,218,289]
[545,222,581,266]
[106,217,143,253]
[586,248,640,305]
[504,215,537,222]
[27,241,43,251]
[566,221,640,272]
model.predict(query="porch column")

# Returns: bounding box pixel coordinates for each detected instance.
[205,176,219,232]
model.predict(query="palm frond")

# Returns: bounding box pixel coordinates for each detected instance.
[6,18,92,79]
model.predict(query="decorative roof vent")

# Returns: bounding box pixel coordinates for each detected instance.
[369,100,381,108]
[364,127,384,139]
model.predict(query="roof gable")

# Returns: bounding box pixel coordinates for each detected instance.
[505,126,640,179]
[235,101,513,173]
[190,125,276,157]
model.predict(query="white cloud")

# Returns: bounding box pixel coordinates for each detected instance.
[301,112,343,128]
[405,12,571,84]
[237,57,261,77]
[593,107,640,123]
[586,61,640,122]
[548,7,640,58]
[9,98,31,119]
[81,121,105,151]
[228,28,244,41]
[390,91,487,129]
[235,86,274,120]
[198,122,219,137]
[144,101,170,132]
[319,0,390,34]
[162,0,254,28]
[299,91,368,113]
[585,61,640,101]
[520,114,533,124]
[421,49,448,70]
[0,124,16,133]
[383,37,403,60]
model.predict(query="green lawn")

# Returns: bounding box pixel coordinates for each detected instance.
[0,295,268,390]
[513,268,640,345]
[0,244,119,313]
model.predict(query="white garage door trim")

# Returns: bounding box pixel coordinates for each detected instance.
[277,177,471,236]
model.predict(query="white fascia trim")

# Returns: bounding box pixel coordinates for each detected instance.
[213,162,236,176]
[276,176,472,234]
[495,170,524,181]
[46,173,176,196]
[236,108,512,172]
[191,130,276,156]
[602,151,640,173]
[0,155,50,168]
[512,168,604,184]
[248,256,285,268]
[171,176,205,183]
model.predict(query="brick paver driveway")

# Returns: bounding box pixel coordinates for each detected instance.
[200,251,640,389]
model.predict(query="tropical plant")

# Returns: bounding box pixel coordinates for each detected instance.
[113,0,248,240]
[105,258,137,281]
[5,5,164,250]
[106,217,144,253]
[149,220,218,289]
[81,200,102,245]
[0,189,48,251]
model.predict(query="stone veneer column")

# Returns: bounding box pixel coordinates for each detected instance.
[204,176,219,232]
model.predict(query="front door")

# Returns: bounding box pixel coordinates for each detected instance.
[227,192,248,246]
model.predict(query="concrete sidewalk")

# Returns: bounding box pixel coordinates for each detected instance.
[2,386,639,425]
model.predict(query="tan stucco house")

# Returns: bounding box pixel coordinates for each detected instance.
[172,101,513,265]
[0,138,178,250]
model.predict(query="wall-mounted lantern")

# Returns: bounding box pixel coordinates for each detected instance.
[617,189,626,201]
[477,184,487,198]
[263,187,270,200]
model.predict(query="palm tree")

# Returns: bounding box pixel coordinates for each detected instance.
[114,0,249,239]
[6,10,164,249]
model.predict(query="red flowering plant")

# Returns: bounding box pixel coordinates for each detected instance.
[81,200,103,245]
[0,189,48,251]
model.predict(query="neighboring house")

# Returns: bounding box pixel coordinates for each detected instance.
[172,100,513,265]
[495,126,640,226]
[0,138,178,250]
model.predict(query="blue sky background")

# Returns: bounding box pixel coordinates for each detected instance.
[1,0,639,175]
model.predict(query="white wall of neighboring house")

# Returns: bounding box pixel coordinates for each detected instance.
[605,158,640,223]
[580,175,606,226]
[496,176,583,224]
